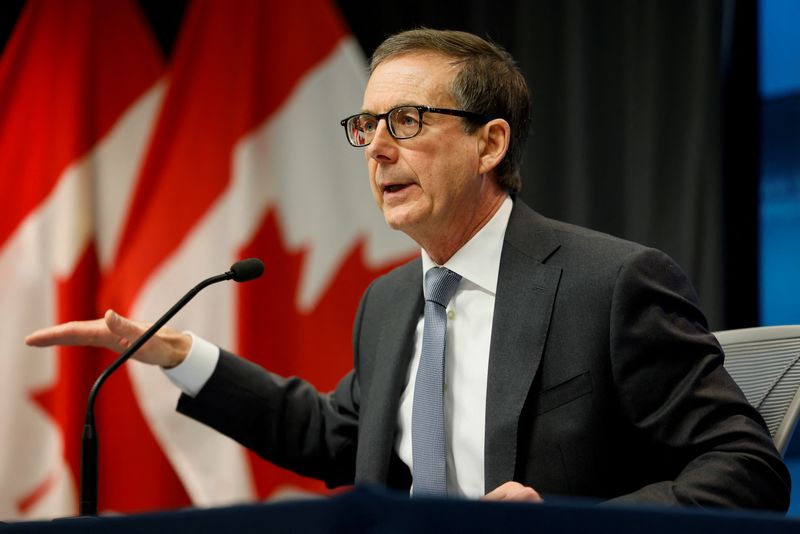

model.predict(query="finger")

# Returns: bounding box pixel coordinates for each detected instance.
[104,310,147,349]
[482,481,542,502]
[481,482,517,501]
[509,486,543,503]
[25,318,111,348]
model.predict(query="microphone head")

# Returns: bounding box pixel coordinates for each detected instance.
[229,258,264,282]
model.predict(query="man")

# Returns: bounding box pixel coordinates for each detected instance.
[27,29,790,509]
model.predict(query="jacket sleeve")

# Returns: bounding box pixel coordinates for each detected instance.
[606,247,790,511]
[176,348,361,488]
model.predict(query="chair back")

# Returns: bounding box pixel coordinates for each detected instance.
[714,325,800,456]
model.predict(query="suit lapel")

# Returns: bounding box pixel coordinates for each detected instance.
[358,261,423,485]
[484,201,562,492]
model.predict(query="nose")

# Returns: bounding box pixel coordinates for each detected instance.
[364,119,398,163]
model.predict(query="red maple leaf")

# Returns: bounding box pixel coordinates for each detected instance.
[238,209,414,498]
[24,243,192,515]
[24,209,414,513]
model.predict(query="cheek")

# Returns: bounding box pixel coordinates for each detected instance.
[428,151,478,199]
[366,161,382,202]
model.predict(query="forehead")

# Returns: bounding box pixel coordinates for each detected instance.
[362,52,458,112]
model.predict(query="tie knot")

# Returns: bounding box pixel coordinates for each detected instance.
[425,267,462,307]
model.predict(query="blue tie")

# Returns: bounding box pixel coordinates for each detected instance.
[412,267,462,497]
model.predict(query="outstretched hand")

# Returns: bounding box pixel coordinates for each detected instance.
[25,310,191,368]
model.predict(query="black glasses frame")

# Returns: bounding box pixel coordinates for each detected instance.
[339,105,496,147]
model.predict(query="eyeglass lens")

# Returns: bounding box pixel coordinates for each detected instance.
[346,106,422,146]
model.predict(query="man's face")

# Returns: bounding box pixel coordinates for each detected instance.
[361,53,494,248]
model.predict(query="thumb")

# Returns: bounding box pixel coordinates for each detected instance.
[104,310,146,349]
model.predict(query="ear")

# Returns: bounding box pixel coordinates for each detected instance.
[477,118,511,175]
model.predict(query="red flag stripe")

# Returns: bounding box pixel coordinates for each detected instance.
[0,0,188,517]
[0,0,162,249]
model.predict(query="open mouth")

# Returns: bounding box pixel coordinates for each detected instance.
[384,184,409,193]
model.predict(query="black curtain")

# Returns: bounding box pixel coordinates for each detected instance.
[338,0,755,330]
[522,1,725,327]
[0,0,758,330]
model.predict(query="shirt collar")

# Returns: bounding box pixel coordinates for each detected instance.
[421,195,513,296]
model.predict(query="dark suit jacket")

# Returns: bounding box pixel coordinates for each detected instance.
[178,200,790,511]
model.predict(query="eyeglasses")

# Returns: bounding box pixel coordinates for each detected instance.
[339,105,495,147]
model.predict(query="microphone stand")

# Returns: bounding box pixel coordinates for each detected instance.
[80,267,245,516]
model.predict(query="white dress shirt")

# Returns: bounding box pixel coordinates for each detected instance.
[165,195,514,499]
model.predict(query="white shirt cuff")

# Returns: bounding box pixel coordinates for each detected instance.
[163,331,219,398]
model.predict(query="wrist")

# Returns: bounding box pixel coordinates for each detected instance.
[162,331,193,369]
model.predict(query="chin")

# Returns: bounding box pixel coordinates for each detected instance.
[383,216,405,231]
[382,207,416,232]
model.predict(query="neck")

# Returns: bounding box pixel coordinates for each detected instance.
[420,189,507,265]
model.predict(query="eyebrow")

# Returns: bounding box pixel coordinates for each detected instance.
[359,102,423,114]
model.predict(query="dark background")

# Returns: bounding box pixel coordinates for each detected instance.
[0,0,759,331]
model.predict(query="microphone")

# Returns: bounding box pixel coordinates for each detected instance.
[80,258,264,516]
[229,257,264,282]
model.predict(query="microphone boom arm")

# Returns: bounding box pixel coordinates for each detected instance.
[80,260,262,516]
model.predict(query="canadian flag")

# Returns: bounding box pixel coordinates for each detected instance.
[0,0,415,519]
